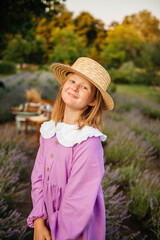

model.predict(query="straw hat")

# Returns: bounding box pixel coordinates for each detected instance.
[52,57,114,111]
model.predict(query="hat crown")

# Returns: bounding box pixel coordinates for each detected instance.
[71,57,111,90]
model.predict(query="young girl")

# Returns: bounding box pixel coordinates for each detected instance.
[27,57,114,240]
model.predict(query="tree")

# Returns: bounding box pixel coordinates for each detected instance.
[108,21,120,29]
[36,5,74,57]
[122,10,160,43]
[3,35,30,69]
[136,41,160,86]
[26,38,47,64]
[0,0,66,57]
[0,0,66,35]
[100,25,142,68]
[74,12,107,47]
[137,41,160,71]
[3,35,47,68]
[49,27,87,64]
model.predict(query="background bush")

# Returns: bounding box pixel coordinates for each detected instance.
[0,61,16,74]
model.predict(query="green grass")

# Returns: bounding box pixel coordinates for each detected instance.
[116,84,160,104]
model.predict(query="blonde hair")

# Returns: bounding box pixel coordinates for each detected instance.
[51,74,105,130]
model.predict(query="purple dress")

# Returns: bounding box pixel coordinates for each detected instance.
[27,120,107,240]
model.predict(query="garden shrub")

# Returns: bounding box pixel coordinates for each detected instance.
[154,74,160,86]
[0,61,16,74]
[133,71,157,86]
[107,82,117,94]
[110,61,137,84]
[110,62,159,86]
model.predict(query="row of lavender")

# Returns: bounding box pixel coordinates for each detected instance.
[0,127,35,240]
[102,92,160,239]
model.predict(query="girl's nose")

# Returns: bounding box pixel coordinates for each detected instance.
[72,84,79,92]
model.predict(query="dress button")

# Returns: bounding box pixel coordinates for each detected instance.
[55,140,58,144]
[50,154,53,158]
[46,167,49,172]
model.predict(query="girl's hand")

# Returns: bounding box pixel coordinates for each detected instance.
[34,218,52,240]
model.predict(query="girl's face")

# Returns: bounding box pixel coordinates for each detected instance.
[61,73,96,112]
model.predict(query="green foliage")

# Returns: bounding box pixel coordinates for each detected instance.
[135,41,160,74]
[100,25,143,69]
[3,35,30,67]
[110,61,136,84]
[1,2,160,77]
[74,11,107,47]
[122,10,160,43]
[50,27,87,64]
[0,0,66,32]
[107,82,117,94]
[100,10,160,78]
[0,0,66,50]
[26,37,47,64]
[3,35,47,66]
[101,44,126,69]
[0,61,16,74]
[110,62,160,86]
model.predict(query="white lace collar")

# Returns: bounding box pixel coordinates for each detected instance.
[40,120,107,147]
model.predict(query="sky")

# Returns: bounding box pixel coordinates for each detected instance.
[65,0,160,27]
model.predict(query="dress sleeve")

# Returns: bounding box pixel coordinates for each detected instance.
[27,135,48,228]
[49,136,104,240]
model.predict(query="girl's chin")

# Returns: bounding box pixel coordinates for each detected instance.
[64,102,86,112]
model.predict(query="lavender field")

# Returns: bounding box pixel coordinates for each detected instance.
[0,71,160,239]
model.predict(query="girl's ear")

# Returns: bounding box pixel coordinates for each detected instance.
[88,98,96,107]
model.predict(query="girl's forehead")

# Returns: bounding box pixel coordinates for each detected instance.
[67,73,94,87]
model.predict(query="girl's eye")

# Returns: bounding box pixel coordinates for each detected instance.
[70,80,75,83]
[81,86,87,90]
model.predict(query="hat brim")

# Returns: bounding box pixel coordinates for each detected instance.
[52,63,114,111]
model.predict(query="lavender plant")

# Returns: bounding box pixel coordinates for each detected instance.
[128,170,160,238]
[102,165,131,239]
[149,196,160,239]
[0,146,28,204]
[0,127,33,239]
[104,128,147,168]
[103,94,160,239]
[0,199,28,240]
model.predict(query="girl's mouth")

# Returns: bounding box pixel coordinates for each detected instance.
[67,92,78,98]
